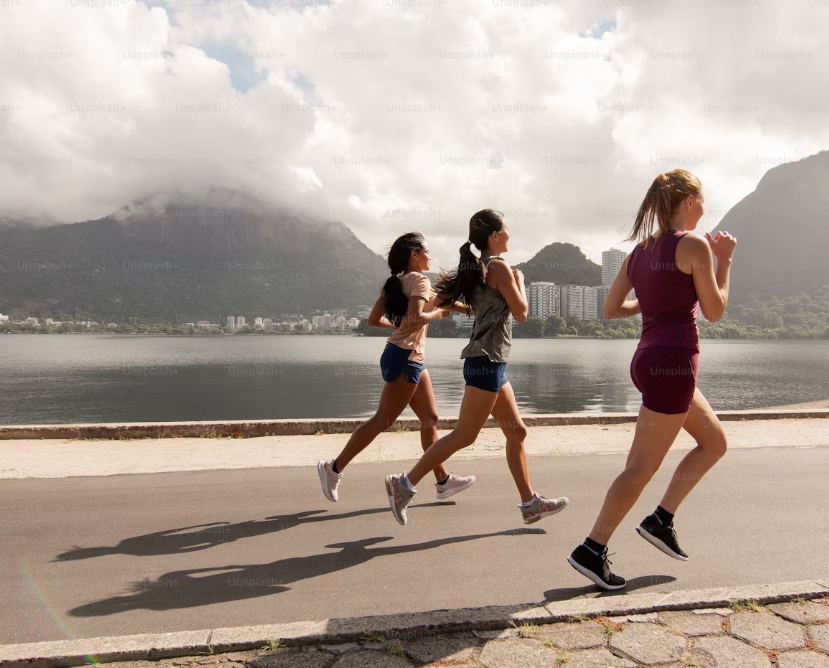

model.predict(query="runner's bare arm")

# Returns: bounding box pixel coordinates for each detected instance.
[367,295,395,329]
[488,259,528,323]
[603,255,641,319]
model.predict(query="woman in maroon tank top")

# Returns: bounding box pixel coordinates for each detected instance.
[568,169,737,591]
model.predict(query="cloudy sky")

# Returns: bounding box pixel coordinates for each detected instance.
[1,0,827,267]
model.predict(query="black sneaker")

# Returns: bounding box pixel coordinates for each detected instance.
[636,513,689,561]
[567,544,626,591]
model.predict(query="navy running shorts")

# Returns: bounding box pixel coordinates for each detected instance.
[380,343,425,384]
[630,346,699,414]
[463,356,508,393]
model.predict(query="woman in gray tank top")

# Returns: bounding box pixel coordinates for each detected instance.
[384,209,569,526]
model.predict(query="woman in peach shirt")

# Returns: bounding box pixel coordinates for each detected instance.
[317,232,474,502]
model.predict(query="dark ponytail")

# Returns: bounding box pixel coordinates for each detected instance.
[383,232,426,327]
[436,209,504,312]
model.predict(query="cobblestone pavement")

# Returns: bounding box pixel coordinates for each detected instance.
[105,598,829,668]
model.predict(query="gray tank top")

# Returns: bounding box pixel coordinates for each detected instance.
[460,255,513,363]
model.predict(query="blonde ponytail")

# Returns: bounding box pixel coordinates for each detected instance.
[627,169,702,247]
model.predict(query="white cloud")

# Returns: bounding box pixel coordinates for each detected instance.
[0,0,826,268]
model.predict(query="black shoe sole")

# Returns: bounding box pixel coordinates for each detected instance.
[567,556,626,591]
[636,526,689,561]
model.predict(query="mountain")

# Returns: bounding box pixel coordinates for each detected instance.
[0,190,388,320]
[711,150,829,299]
[513,242,602,286]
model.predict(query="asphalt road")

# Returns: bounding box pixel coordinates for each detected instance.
[1,445,827,644]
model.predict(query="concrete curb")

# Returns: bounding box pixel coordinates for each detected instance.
[1,409,828,441]
[2,578,827,668]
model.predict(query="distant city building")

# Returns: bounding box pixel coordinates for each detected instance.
[347,318,361,328]
[254,317,263,327]
[451,312,475,332]
[226,316,235,332]
[300,319,311,331]
[208,324,219,330]
[529,282,559,318]
[0,314,8,322]
[596,286,610,320]
[312,314,339,329]
[196,321,210,331]
[356,305,372,319]
[602,248,627,287]
[263,318,273,331]
[559,285,584,320]
[583,287,599,321]
[237,316,246,328]
[23,317,38,326]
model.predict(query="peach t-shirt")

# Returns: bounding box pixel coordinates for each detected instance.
[385,272,437,363]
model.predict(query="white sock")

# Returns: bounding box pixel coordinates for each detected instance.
[519,493,538,508]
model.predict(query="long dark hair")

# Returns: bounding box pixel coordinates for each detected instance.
[435,209,504,312]
[627,169,702,247]
[383,232,426,327]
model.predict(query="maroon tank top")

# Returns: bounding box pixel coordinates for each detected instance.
[627,230,699,351]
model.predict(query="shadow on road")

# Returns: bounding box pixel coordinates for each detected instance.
[54,503,456,561]
[68,529,547,617]
[543,574,677,602]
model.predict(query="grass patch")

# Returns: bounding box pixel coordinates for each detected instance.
[516,622,541,638]
[383,640,405,657]
[361,631,386,644]
[681,653,700,668]
[261,640,284,651]
[566,614,589,623]
[730,599,762,613]
[595,617,624,634]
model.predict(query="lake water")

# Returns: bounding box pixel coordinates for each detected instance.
[1,336,828,425]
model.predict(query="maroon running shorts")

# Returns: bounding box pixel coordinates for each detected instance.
[630,346,699,415]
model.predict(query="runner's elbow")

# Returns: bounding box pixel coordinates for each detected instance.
[701,304,725,322]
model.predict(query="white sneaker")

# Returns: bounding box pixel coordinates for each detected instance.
[318,459,342,502]
[435,472,476,499]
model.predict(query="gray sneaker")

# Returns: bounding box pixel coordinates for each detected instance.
[318,459,342,502]
[520,493,569,524]
[385,474,416,525]
[436,472,476,499]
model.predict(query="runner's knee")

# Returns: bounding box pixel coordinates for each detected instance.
[503,421,528,443]
[454,428,478,448]
[702,428,727,459]
[419,413,439,431]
